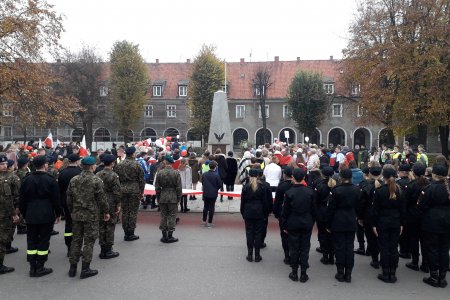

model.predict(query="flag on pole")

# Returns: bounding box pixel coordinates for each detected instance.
[38,138,42,149]
[79,135,88,157]
[44,132,53,148]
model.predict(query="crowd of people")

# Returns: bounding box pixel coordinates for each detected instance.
[0,138,449,289]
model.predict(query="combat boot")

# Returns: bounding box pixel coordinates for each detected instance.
[354,245,365,256]
[254,249,262,262]
[125,230,139,241]
[80,262,98,279]
[370,259,380,269]
[5,243,18,254]
[166,231,179,243]
[328,253,335,265]
[34,262,53,277]
[390,268,397,283]
[439,270,447,288]
[160,231,168,243]
[335,266,345,282]
[320,253,329,265]
[289,267,298,282]
[300,269,309,283]
[344,267,352,283]
[378,268,390,283]
[420,262,429,273]
[29,261,36,277]
[0,262,14,275]
[246,248,253,262]
[102,246,119,259]
[423,271,440,288]
[99,246,107,259]
[68,264,77,277]
[406,256,419,271]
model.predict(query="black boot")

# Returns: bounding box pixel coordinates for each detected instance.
[420,262,430,273]
[99,246,106,259]
[35,261,53,277]
[378,268,390,283]
[0,260,14,275]
[423,271,440,288]
[406,256,419,271]
[354,245,365,256]
[5,243,18,254]
[160,231,168,243]
[335,266,345,282]
[300,269,309,283]
[439,270,447,288]
[320,253,329,265]
[124,230,139,241]
[29,261,36,277]
[328,253,335,265]
[370,257,380,269]
[68,264,77,277]
[246,248,253,262]
[283,255,290,265]
[344,267,352,283]
[390,268,397,283]
[183,198,190,212]
[100,246,119,259]
[289,267,299,282]
[80,262,98,279]
[166,231,178,243]
[254,249,262,262]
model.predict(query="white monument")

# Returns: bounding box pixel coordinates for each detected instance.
[207,91,232,154]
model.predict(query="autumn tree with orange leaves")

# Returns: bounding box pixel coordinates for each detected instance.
[343,0,450,157]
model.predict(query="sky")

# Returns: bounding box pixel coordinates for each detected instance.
[47,0,359,63]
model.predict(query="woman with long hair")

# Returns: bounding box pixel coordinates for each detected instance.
[373,167,406,283]
[418,164,450,288]
[178,159,192,213]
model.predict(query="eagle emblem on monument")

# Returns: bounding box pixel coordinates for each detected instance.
[214,132,225,143]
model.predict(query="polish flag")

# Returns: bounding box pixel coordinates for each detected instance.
[44,132,53,148]
[79,135,88,157]
[38,138,43,149]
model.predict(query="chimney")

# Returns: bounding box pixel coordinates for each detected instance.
[274,56,279,62]
[330,55,334,61]
[186,59,190,63]
[297,57,300,61]
[156,59,159,63]
[240,58,245,63]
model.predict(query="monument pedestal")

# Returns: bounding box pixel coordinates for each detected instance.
[207,91,232,154]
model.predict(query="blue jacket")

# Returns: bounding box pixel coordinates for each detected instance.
[351,168,364,186]
[202,170,222,199]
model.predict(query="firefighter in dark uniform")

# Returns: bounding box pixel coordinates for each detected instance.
[373,167,406,283]
[57,154,81,256]
[273,166,293,264]
[327,168,361,283]
[282,168,315,283]
[418,164,450,288]
[19,155,61,277]
[315,166,335,265]
[397,164,412,259]
[404,163,429,272]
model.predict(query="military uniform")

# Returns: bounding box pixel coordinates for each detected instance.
[5,170,21,253]
[96,167,121,258]
[114,150,145,241]
[67,163,109,278]
[154,161,182,243]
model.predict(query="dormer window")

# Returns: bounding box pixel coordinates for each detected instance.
[153,85,162,97]
[351,84,361,96]
[2,103,13,117]
[100,86,108,97]
[178,85,187,97]
[254,85,265,96]
[323,84,334,94]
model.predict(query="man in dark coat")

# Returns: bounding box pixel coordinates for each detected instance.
[214,149,227,202]
[224,151,238,200]
[274,166,293,264]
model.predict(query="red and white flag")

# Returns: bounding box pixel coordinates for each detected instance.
[79,135,88,157]
[44,132,53,148]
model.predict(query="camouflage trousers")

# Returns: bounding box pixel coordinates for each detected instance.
[159,203,178,232]
[99,217,116,247]
[69,220,99,265]
[121,193,140,233]
[7,218,15,244]
[0,217,9,262]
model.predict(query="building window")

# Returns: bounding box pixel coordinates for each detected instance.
[167,105,176,118]
[153,85,162,97]
[236,105,245,118]
[324,84,334,94]
[283,105,290,118]
[2,103,13,117]
[254,85,265,96]
[1,126,12,137]
[100,86,108,97]
[332,104,342,117]
[178,86,187,97]
[144,105,153,118]
[357,104,364,117]
[258,105,269,118]
[351,84,361,96]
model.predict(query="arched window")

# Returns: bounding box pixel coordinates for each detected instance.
[328,128,346,147]
[164,128,179,138]
[233,128,249,147]
[279,128,296,144]
[94,127,111,142]
[118,129,134,142]
[141,128,157,140]
[255,128,272,147]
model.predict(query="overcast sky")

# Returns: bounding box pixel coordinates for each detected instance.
[48,0,359,63]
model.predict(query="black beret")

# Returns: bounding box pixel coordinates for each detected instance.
[18,156,29,165]
[293,168,306,182]
[7,160,14,167]
[47,157,55,165]
[321,166,334,177]
[249,169,259,177]
[362,167,370,175]
[0,155,7,163]
[33,155,48,168]
[340,168,352,179]
[382,167,397,179]
[102,154,116,164]
[399,164,411,172]
[125,146,136,155]
[284,166,293,178]
[99,153,106,162]
[412,163,426,176]
[432,164,448,177]
[68,153,80,162]
[369,166,382,176]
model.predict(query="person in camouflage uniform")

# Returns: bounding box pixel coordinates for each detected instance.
[114,147,145,241]
[14,157,29,235]
[0,155,20,275]
[5,160,21,254]
[155,155,182,243]
[67,156,110,279]
[96,154,121,259]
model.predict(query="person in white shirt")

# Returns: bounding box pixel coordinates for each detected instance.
[335,147,345,166]
[306,148,320,172]
[263,156,282,192]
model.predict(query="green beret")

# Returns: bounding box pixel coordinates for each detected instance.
[165,155,174,164]
[81,156,96,166]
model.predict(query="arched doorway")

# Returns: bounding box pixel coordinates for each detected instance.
[94,128,111,142]
[164,128,180,138]
[186,129,202,141]
[233,128,249,147]
[379,128,395,147]
[255,128,272,147]
[140,127,157,140]
[71,127,84,142]
[328,128,346,147]
[279,128,296,144]
[305,128,321,145]
[354,128,371,148]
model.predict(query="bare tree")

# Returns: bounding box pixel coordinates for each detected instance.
[252,65,273,145]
